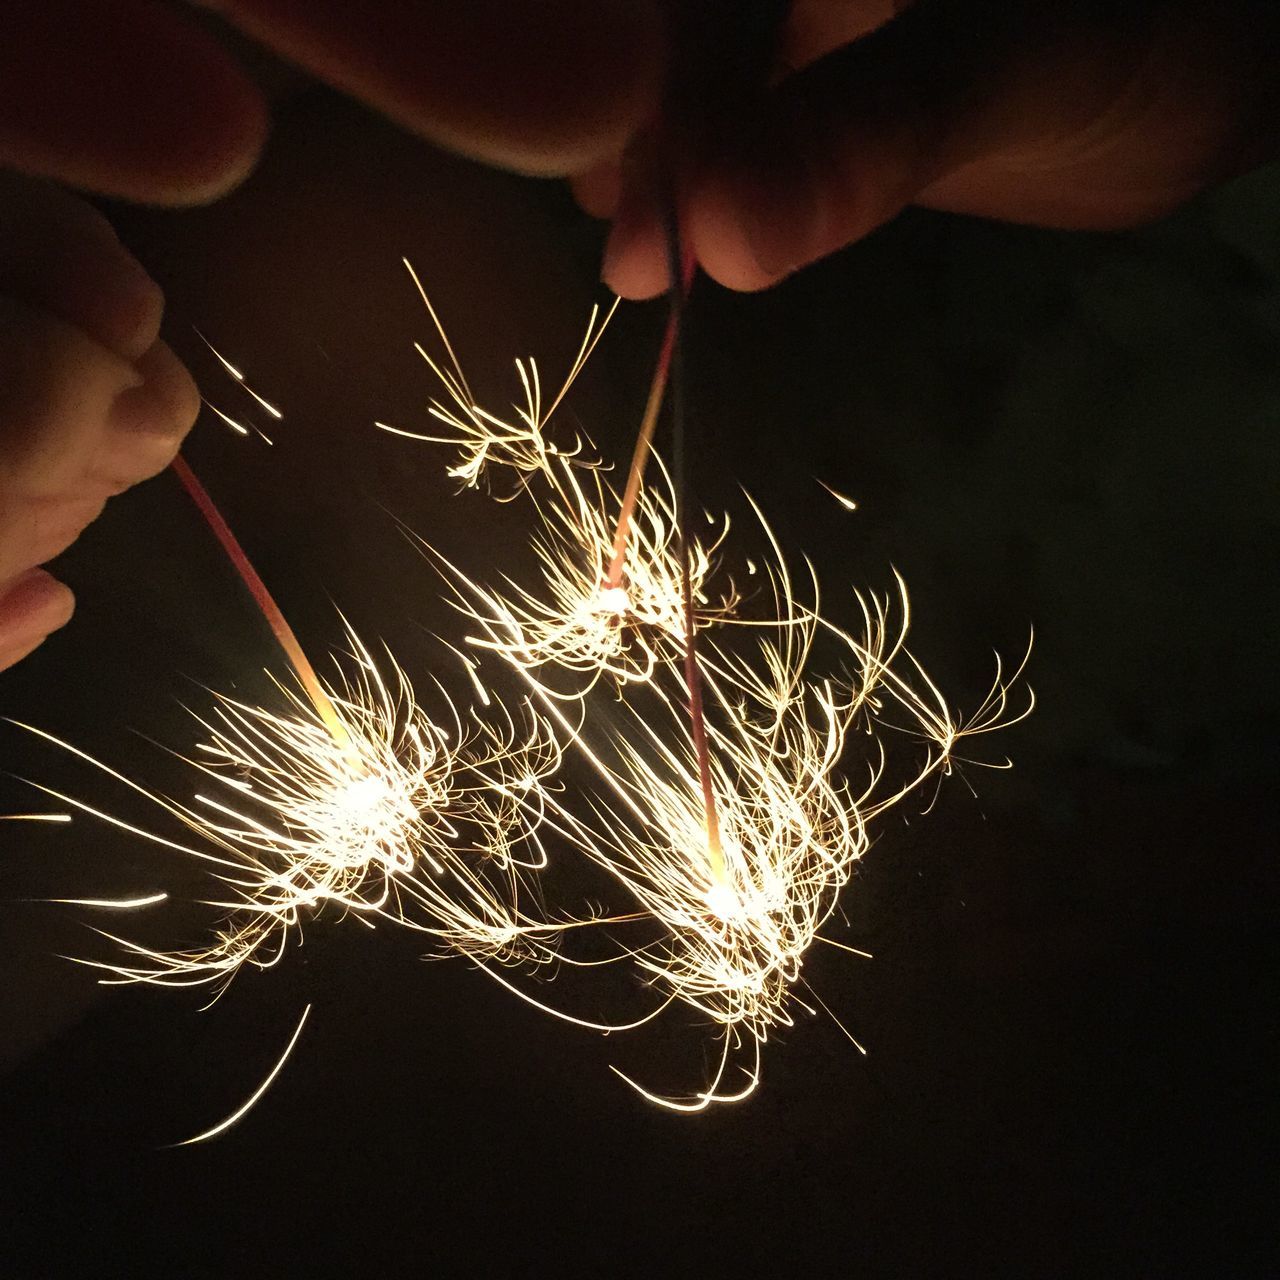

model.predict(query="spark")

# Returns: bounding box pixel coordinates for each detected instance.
[195,329,284,419]
[0,812,71,822]
[15,455,569,998]
[456,489,1032,1108]
[583,595,1027,1108]
[11,262,1033,1130]
[46,893,168,910]
[16,625,566,989]
[171,1002,311,1146]
[202,398,250,437]
[376,259,614,492]
[816,478,859,511]
[417,455,736,698]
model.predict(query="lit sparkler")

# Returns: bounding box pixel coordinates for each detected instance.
[381,256,1033,1108]
[384,262,736,696]
[467,522,1032,1109]
[13,447,573,998]
[15,618,567,990]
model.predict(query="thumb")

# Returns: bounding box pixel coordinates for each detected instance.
[681,0,1278,292]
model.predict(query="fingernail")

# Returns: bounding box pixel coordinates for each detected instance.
[0,569,75,649]
[723,119,819,279]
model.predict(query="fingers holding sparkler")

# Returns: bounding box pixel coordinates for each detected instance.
[0,325,196,670]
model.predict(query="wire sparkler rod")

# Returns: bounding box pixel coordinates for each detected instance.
[603,253,697,593]
[170,455,352,755]
[660,214,725,883]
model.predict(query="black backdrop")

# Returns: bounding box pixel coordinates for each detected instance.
[1,89,1275,1276]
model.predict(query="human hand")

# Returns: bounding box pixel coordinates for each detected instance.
[0,0,665,204]
[0,175,198,672]
[6,1,1273,291]
[589,0,1280,297]
[0,1,664,670]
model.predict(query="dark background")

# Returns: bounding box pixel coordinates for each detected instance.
[1,83,1276,1276]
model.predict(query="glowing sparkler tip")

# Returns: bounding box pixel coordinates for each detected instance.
[595,586,631,616]
[704,882,741,922]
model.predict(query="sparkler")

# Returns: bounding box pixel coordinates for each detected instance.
[15,609,567,991]
[385,261,736,699]
[8,454,575,1143]
[13,437,577,1000]
[463,510,1032,1108]
[388,249,1032,1109]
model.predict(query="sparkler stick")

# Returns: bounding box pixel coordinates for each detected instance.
[603,251,696,592]
[660,207,725,883]
[169,455,352,755]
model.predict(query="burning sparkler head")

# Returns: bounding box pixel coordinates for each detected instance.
[24,622,570,991]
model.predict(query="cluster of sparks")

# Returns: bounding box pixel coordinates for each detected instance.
[9,261,1031,1134]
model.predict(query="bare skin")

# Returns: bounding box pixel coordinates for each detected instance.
[0,0,1274,670]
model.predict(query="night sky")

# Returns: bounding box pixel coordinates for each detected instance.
[1,87,1275,1276]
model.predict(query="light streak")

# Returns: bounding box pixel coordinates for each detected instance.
[376,259,614,493]
[14,447,570,1000]
[816,479,859,511]
[202,398,250,437]
[45,893,168,910]
[171,1003,311,1146]
[16,625,567,989]
[443,480,1031,1108]
[196,329,283,421]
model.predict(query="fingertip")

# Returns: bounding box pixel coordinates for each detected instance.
[0,568,75,651]
[571,159,625,219]
[213,0,660,177]
[47,239,166,363]
[0,175,167,362]
[39,576,76,636]
[601,217,672,300]
[686,168,793,293]
[141,81,271,208]
[133,341,201,438]
[101,64,270,208]
[102,341,198,488]
[687,106,830,292]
